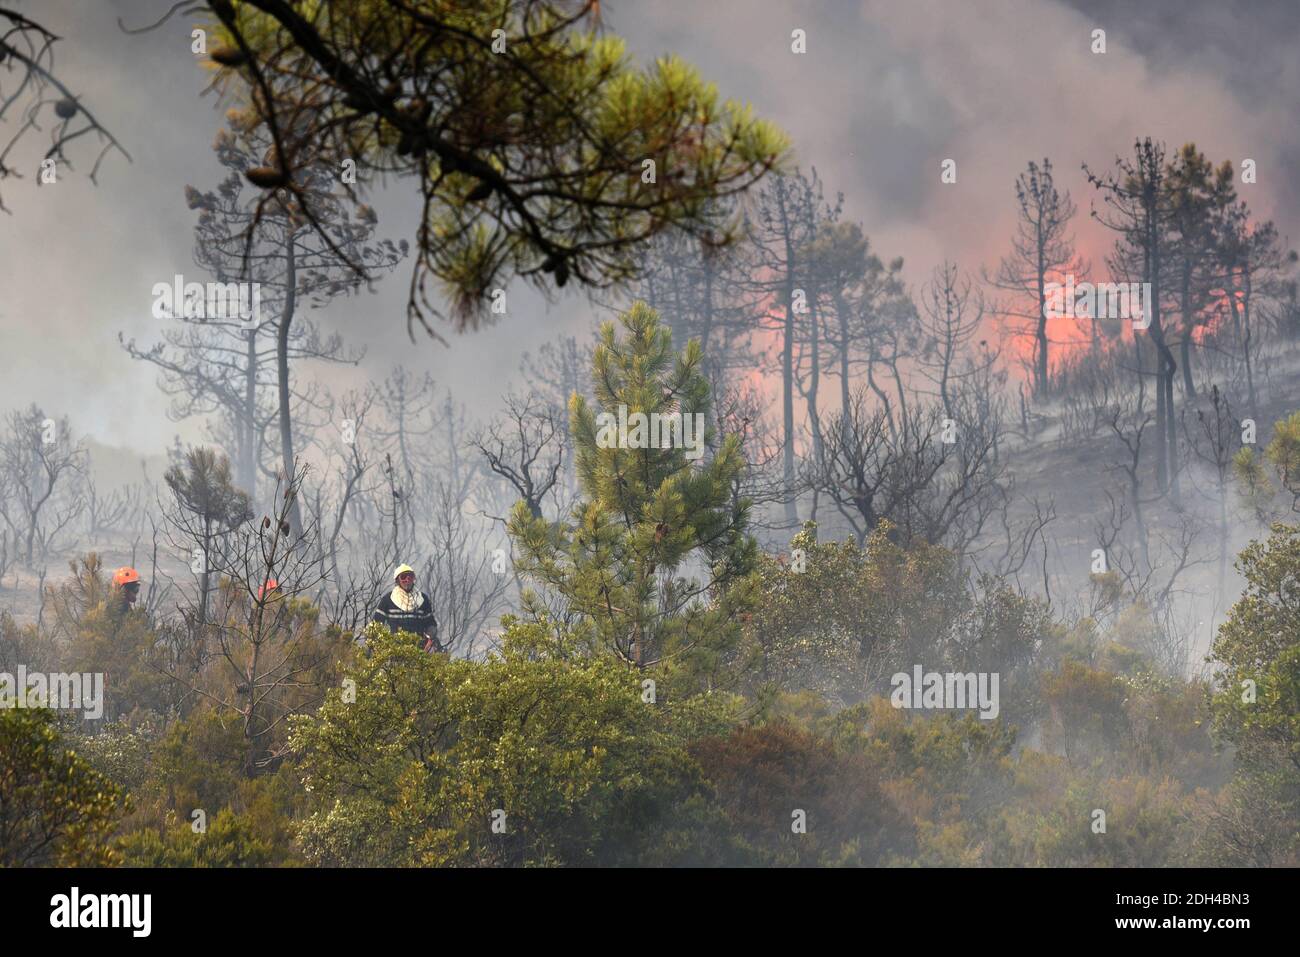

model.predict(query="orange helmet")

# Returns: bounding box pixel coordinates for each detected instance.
[112,567,141,587]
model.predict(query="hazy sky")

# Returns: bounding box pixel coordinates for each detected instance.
[1,0,1295,454]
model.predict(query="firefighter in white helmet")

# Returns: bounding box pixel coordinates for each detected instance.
[371,563,439,652]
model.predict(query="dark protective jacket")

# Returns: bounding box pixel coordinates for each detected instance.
[372,589,440,651]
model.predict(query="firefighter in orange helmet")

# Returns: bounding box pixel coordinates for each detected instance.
[111,566,142,613]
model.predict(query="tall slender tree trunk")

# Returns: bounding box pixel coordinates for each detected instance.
[1165,367,1179,500]
[1225,268,1254,416]
[776,183,798,526]
[244,642,261,777]
[865,354,895,439]
[939,277,956,419]
[1242,270,1258,420]
[277,233,304,535]
[1146,204,1175,494]
[241,330,258,499]
[807,294,824,463]
[1180,261,1197,397]
[835,294,851,421]
[198,520,211,626]
[1035,240,1049,395]
[889,357,909,429]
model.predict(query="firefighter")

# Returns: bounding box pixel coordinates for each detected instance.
[111,566,142,614]
[371,564,439,652]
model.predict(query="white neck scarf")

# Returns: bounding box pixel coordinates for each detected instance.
[391,585,420,612]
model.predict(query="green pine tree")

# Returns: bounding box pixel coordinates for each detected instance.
[203,2,789,332]
[506,302,757,689]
